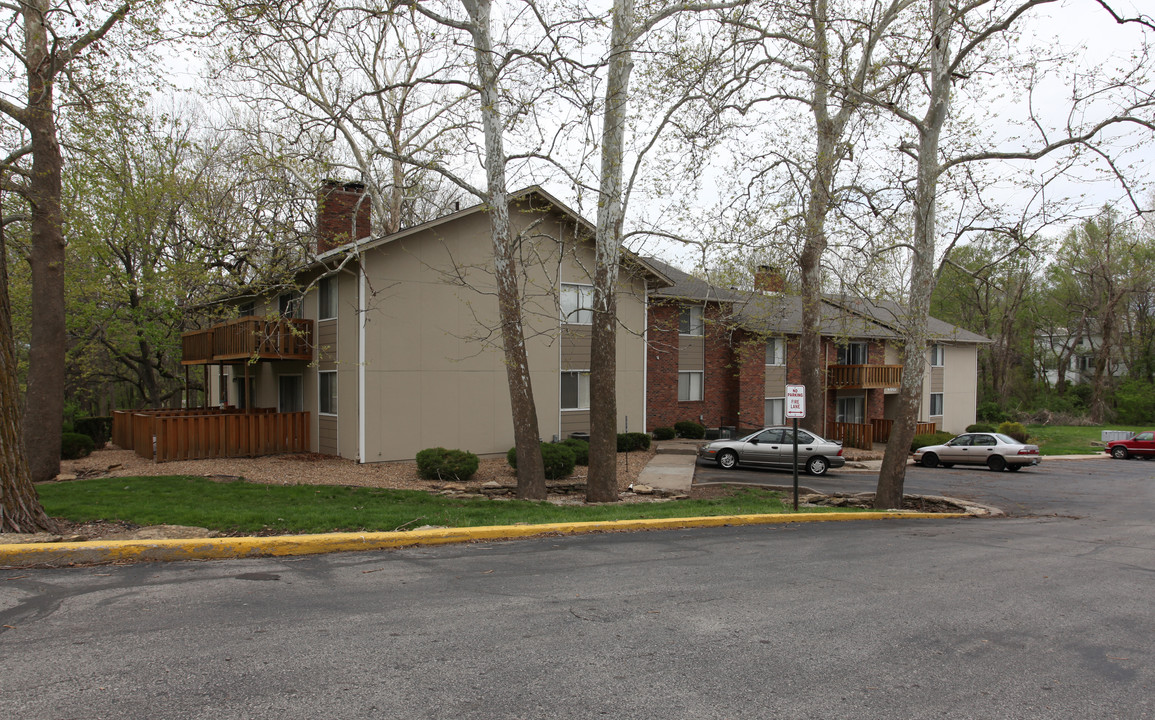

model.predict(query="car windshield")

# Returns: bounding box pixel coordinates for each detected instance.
[993,433,1019,444]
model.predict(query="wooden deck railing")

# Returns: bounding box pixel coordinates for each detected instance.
[114,407,276,453]
[124,409,308,462]
[870,418,937,443]
[826,421,874,450]
[182,317,313,364]
[827,365,903,389]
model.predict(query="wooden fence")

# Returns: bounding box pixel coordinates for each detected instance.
[113,408,299,461]
[826,421,874,450]
[870,418,937,444]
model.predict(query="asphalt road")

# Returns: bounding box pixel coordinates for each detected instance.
[3,457,1154,719]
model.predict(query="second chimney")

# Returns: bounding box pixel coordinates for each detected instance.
[754,265,785,293]
[316,180,371,254]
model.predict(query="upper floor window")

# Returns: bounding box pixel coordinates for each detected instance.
[279,290,303,319]
[930,343,945,367]
[238,301,256,317]
[679,305,704,336]
[837,342,867,365]
[319,276,338,320]
[678,371,703,401]
[765,338,785,366]
[561,283,594,324]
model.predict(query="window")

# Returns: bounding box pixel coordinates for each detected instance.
[238,301,255,317]
[836,396,864,424]
[319,371,337,415]
[561,283,594,324]
[930,344,944,367]
[319,276,338,320]
[561,371,590,410]
[278,375,303,413]
[765,338,785,366]
[837,342,867,365]
[678,371,703,401]
[679,305,704,335]
[753,428,785,444]
[1075,354,1093,372]
[930,392,944,416]
[1135,431,1154,442]
[280,291,303,318]
[765,397,785,425]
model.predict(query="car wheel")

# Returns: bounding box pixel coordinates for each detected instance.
[1111,446,1129,460]
[940,462,954,468]
[806,456,829,476]
[921,452,939,469]
[1007,464,1022,472]
[717,449,738,469]
[987,455,1007,472]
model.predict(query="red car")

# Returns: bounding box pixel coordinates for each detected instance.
[1105,431,1155,459]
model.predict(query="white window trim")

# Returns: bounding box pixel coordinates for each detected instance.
[678,370,704,402]
[930,392,944,417]
[561,370,591,411]
[319,276,338,321]
[930,343,944,367]
[319,370,338,416]
[679,305,704,337]
[765,397,785,425]
[765,338,786,366]
[561,283,594,325]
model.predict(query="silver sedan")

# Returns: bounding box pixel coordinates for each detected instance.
[913,432,1041,472]
[698,427,846,476]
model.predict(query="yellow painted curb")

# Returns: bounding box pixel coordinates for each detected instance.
[0,511,970,567]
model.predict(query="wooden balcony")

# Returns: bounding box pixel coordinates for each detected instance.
[827,364,902,389]
[182,317,313,365]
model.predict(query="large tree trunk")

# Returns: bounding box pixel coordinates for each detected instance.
[586,0,635,503]
[21,1,66,483]
[466,0,545,499]
[875,0,950,510]
[797,0,835,437]
[1,192,58,533]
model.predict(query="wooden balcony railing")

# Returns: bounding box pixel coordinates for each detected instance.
[827,364,903,389]
[870,418,938,444]
[117,408,308,461]
[182,317,313,365]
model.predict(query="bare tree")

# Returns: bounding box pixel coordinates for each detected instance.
[865,0,1154,508]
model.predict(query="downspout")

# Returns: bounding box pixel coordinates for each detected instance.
[358,259,367,464]
[642,284,648,432]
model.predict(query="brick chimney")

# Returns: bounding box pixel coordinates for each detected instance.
[316,180,371,254]
[754,265,785,293]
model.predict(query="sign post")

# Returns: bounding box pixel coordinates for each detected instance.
[785,385,806,510]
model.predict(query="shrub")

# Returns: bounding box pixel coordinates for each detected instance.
[616,432,651,452]
[674,420,705,439]
[652,426,675,441]
[1113,379,1155,424]
[966,423,997,433]
[508,442,577,479]
[540,443,576,479]
[562,438,589,465]
[73,416,112,447]
[415,447,479,481]
[911,431,954,453]
[997,421,1029,443]
[61,432,95,460]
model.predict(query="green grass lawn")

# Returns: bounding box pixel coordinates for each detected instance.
[1027,424,1137,455]
[37,476,858,535]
